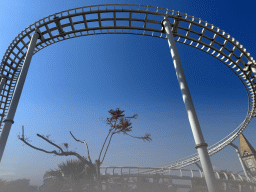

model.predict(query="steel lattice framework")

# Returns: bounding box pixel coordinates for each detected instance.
[1,4,255,170]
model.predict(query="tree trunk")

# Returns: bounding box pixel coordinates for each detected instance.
[95,160,102,192]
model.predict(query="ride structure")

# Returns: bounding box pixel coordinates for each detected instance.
[0,4,255,192]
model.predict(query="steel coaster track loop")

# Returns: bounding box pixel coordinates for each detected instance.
[0,4,255,169]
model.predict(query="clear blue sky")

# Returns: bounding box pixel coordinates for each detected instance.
[0,0,255,186]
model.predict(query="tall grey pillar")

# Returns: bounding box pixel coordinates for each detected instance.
[0,32,40,162]
[162,17,216,192]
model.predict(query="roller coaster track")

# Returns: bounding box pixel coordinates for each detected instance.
[1,4,255,170]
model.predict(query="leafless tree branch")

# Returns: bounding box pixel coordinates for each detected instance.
[37,134,64,153]
[98,130,111,161]
[19,138,57,154]
[125,133,152,142]
[18,129,93,167]
[69,131,92,163]
[100,133,115,164]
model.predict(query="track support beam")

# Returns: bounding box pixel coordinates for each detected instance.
[162,17,216,192]
[0,31,40,162]
[230,143,250,179]
[0,76,7,95]
[195,162,203,172]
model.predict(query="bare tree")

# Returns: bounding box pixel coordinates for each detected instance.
[18,108,151,181]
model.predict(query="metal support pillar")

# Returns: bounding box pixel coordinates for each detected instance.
[229,143,250,178]
[0,31,40,162]
[162,17,216,192]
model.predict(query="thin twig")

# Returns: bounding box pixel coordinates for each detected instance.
[125,133,152,142]
[70,131,92,163]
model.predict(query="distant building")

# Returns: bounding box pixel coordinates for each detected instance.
[239,133,256,176]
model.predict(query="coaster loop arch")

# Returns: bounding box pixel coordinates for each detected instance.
[1,4,255,168]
